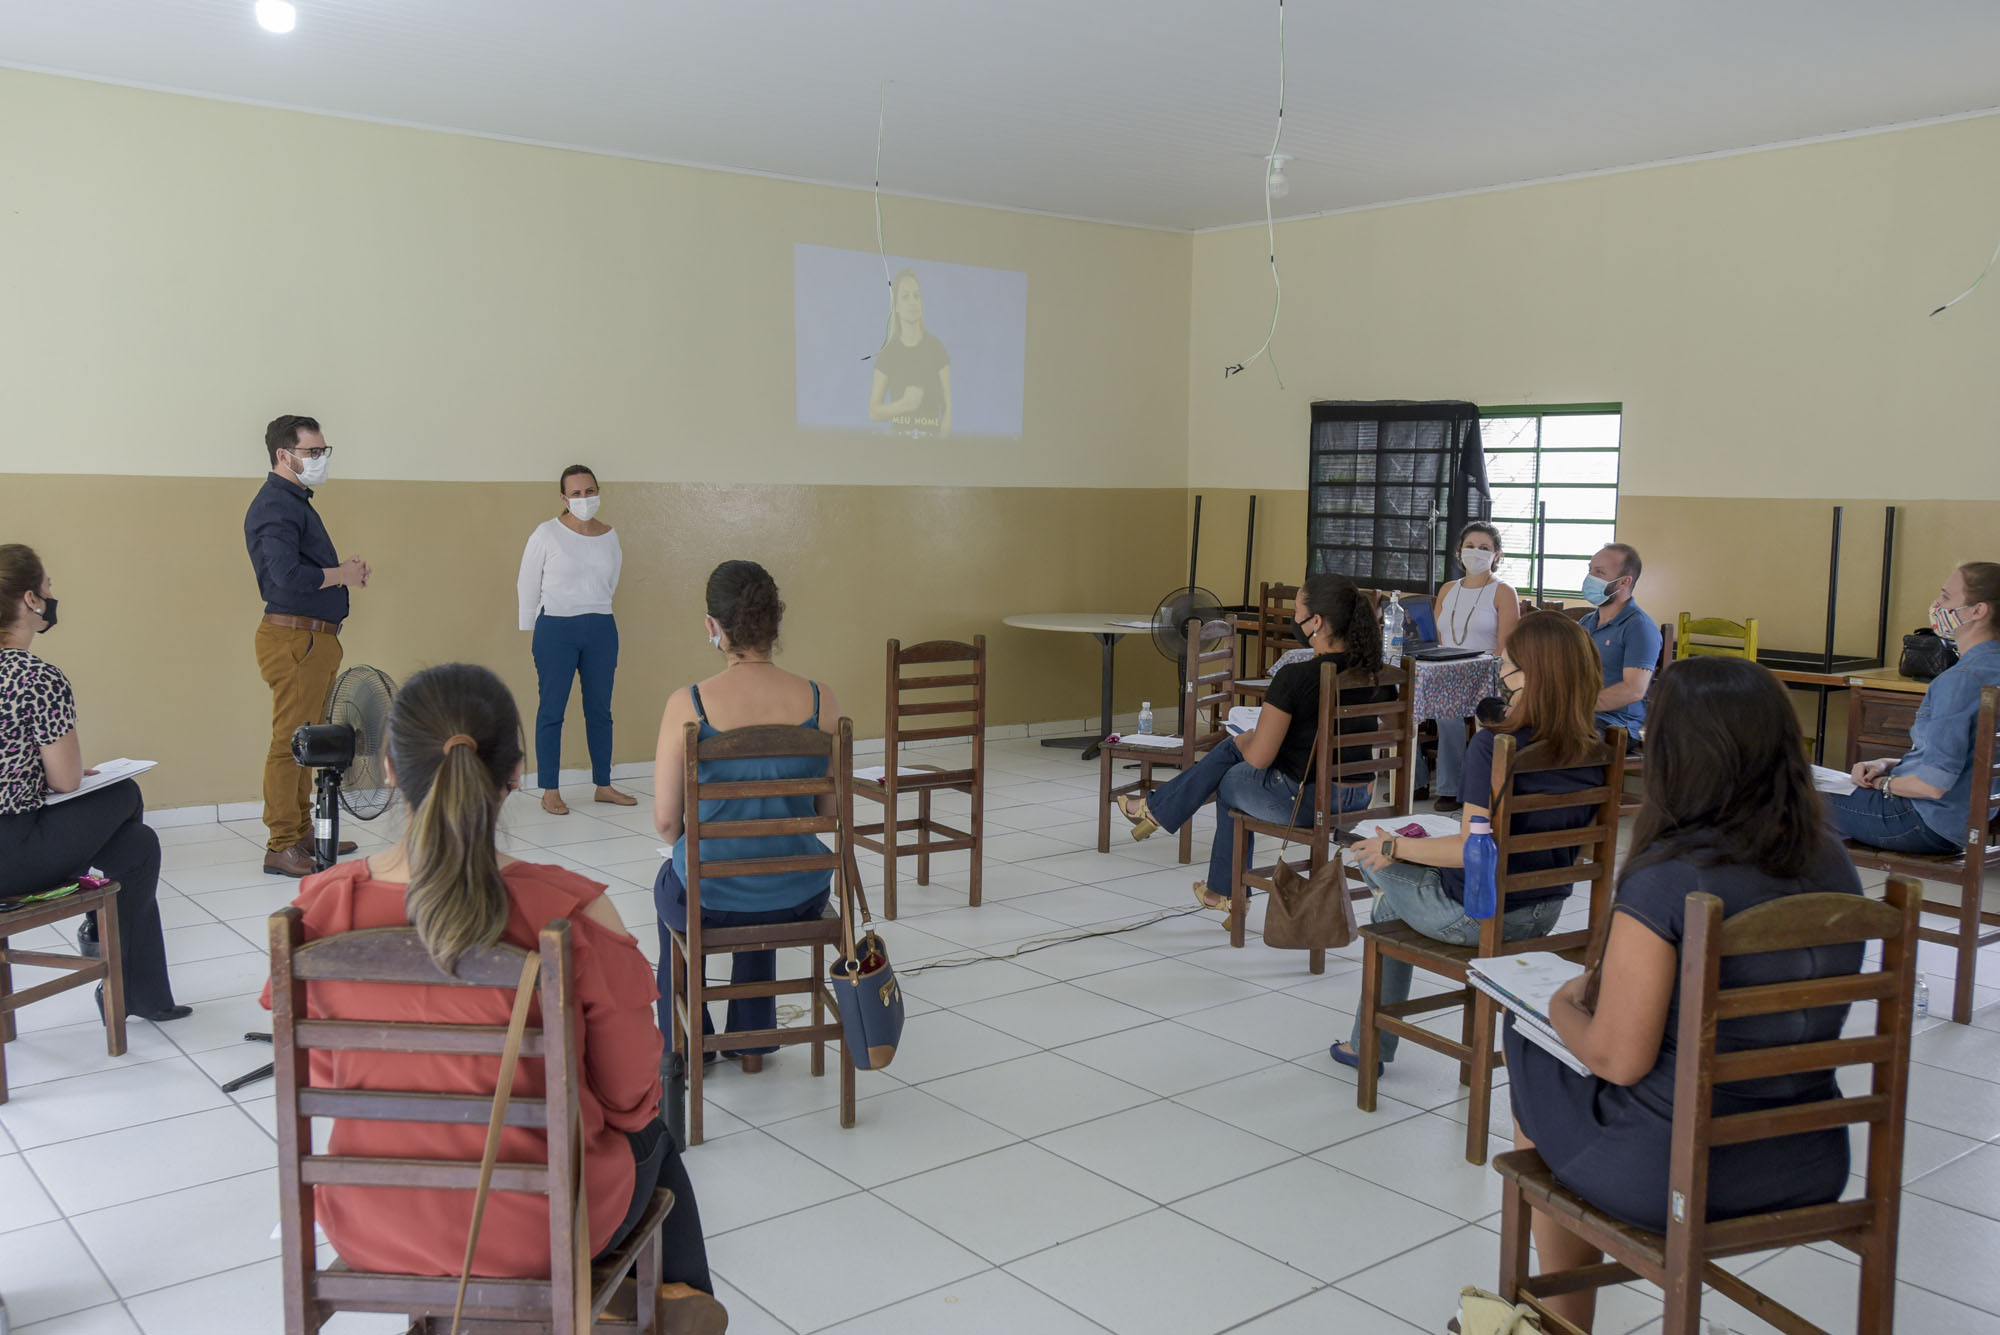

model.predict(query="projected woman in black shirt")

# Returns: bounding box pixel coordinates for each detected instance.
[869,268,952,438]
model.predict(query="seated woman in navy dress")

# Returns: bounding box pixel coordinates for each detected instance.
[652,560,842,1064]
[1509,656,1863,1333]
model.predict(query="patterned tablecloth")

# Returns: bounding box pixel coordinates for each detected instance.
[1410,653,1503,725]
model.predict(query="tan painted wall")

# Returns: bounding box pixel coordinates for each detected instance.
[1187,114,2000,500]
[9,476,1187,808]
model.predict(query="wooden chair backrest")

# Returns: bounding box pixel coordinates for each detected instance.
[1483,729,1628,956]
[882,636,985,788]
[1964,684,2000,849]
[1295,661,1415,856]
[682,720,851,925]
[1665,878,1919,1271]
[1179,618,1237,753]
[1675,613,1760,662]
[270,911,590,1331]
[1254,581,1300,677]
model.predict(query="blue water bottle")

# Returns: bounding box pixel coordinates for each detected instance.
[1464,815,1499,919]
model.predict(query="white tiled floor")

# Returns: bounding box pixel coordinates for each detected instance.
[5,737,2000,1332]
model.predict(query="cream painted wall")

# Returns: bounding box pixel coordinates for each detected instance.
[0,69,1190,489]
[1188,113,2000,500]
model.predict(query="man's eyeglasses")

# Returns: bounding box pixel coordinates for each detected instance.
[292,446,333,459]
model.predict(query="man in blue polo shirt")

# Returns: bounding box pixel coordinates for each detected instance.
[1579,543,1662,736]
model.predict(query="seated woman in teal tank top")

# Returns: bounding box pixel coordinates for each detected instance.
[652,560,844,1062]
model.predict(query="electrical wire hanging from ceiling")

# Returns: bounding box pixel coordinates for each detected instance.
[1930,229,2000,317]
[867,80,893,359]
[1224,0,1286,388]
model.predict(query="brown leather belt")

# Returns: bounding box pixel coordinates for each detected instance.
[262,613,342,635]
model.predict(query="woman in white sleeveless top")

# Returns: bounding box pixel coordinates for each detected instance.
[1429,522,1520,812]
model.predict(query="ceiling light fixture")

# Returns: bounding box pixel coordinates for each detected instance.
[254,0,297,34]
[1266,153,1292,201]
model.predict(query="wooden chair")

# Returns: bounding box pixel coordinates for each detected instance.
[270,912,675,1333]
[1617,621,1676,815]
[0,881,124,1104]
[851,636,986,919]
[1099,618,1236,865]
[1843,683,2000,1025]
[670,719,854,1145]
[1237,581,1301,702]
[1675,613,1759,662]
[1356,729,1627,1165]
[1230,660,1418,972]
[1493,876,1922,1335]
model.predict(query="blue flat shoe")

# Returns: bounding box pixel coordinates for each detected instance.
[1328,1041,1383,1077]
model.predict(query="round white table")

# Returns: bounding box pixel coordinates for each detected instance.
[1003,612,1155,758]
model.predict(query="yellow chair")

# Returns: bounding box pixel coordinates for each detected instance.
[1674,613,1758,661]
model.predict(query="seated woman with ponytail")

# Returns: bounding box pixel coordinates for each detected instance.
[1113,573,1391,920]
[266,664,722,1330]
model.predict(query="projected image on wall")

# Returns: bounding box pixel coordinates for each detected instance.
[795,244,1026,439]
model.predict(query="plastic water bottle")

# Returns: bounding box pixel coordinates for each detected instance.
[1914,975,1930,1019]
[1136,701,1154,735]
[1464,815,1499,919]
[1382,594,1407,668]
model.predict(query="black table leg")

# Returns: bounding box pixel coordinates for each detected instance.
[1039,632,1124,759]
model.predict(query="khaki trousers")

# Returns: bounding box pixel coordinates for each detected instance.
[255,621,343,852]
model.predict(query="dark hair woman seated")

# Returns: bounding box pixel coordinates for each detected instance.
[1507,656,1864,1333]
[1330,610,1607,1073]
[265,664,720,1326]
[1114,573,1391,924]
[652,560,843,1065]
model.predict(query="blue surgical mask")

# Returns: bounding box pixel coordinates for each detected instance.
[1580,575,1619,607]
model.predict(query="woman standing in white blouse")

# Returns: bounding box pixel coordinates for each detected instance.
[1429,522,1520,812]
[517,466,635,815]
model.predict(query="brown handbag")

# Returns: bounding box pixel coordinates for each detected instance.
[1261,773,1359,951]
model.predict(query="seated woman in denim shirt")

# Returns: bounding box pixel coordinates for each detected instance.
[1825,562,2000,854]
[1114,573,1390,923]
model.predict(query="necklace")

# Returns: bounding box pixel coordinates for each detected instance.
[1447,582,1495,646]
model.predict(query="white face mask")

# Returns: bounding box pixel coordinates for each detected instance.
[1460,547,1496,575]
[705,618,723,651]
[566,495,601,522]
[292,452,329,487]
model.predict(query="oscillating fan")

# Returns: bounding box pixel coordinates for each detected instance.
[324,664,397,820]
[1149,585,1226,664]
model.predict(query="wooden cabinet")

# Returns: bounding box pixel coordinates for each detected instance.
[1844,670,1928,767]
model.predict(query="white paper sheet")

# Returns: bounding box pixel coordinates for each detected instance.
[44,758,156,806]
[1108,733,1184,750]
[854,765,931,782]
[1811,764,1858,796]
[1224,706,1263,736]
[1110,619,1157,629]
[1350,813,1463,841]
[1467,952,1591,1076]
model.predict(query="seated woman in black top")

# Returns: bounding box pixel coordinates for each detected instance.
[1331,611,1605,1073]
[1508,656,1863,1333]
[1115,574,1390,920]
[0,545,186,1021]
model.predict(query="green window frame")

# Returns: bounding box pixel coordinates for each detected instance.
[1478,403,1622,600]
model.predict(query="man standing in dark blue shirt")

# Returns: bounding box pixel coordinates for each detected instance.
[244,415,369,877]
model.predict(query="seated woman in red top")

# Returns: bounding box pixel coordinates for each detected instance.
[268,663,722,1331]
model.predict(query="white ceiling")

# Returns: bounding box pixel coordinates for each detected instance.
[5,1,2000,232]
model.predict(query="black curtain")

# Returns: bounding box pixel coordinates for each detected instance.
[1306,400,1490,595]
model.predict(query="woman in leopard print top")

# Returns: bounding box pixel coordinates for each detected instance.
[0,545,185,1022]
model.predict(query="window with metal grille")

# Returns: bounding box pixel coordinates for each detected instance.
[1479,404,1621,599]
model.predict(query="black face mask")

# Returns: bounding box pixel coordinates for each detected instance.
[1291,615,1318,646]
[31,596,55,633]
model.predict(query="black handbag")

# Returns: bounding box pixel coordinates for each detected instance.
[1899,628,1960,681]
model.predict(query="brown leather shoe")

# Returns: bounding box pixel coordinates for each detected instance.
[657,1283,728,1335]
[263,844,316,878]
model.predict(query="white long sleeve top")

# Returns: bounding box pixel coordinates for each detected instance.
[517,518,622,629]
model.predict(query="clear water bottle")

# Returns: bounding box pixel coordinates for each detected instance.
[1463,815,1499,919]
[1914,974,1930,1019]
[1382,594,1407,668]
[1136,701,1154,735]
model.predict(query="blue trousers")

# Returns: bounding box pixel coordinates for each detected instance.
[1145,737,1373,893]
[1820,788,1959,855]
[654,863,832,1054]
[532,612,618,788]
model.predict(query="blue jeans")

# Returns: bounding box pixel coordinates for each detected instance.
[1348,860,1564,1061]
[1820,788,1960,855]
[1145,738,1373,894]
[533,612,618,788]
[1415,716,1473,799]
[654,863,831,1053]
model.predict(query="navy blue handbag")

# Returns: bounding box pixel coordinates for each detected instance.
[830,839,904,1070]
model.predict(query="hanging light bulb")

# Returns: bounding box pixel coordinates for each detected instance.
[1266,153,1291,200]
[255,0,297,34]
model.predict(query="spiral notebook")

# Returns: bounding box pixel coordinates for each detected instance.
[1467,952,1591,1076]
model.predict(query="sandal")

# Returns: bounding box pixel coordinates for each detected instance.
[1116,794,1159,841]
[1191,881,1230,912]
[541,789,570,816]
